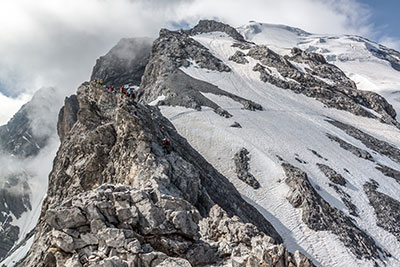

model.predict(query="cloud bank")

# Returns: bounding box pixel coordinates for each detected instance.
[0,0,396,124]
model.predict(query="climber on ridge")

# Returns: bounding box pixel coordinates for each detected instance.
[161,138,172,154]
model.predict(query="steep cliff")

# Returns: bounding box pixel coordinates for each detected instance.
[22,82,312,266]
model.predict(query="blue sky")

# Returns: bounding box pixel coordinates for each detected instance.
[360,0,400,48]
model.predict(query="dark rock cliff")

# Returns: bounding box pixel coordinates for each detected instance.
[91,38,153,87]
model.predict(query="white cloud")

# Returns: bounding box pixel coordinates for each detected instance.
[0,92,31,125]
[0,0,397,124]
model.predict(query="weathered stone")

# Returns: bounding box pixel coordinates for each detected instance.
[376,164,400,184]
[188,19,247,42]
[327,133,374,161]
[282,163,384,260]
[230,121,242,128]
[233,148,260,189]
[58,95,79,142]
[51,230,75,252]
[249,44,398,127]
[46,207,87,230]
[364,180,400,242]
[317,163,346,186]
[229,50,249,64]
[327,119,400,163]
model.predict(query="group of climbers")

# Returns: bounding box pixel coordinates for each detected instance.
[92,78,136,100]
[162,137,172,154]
[119,87,135,99]
[92,78,173,155]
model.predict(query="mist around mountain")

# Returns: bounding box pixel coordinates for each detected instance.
[2,19,400,267]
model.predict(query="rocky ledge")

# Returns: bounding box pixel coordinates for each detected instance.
[21,81,317,266]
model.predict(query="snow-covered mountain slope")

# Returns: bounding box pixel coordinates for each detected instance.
[0,87,64,265]
[238,21,400,121]
[140,21,400,266]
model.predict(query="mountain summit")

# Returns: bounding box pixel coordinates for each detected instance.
[3,19,400,267]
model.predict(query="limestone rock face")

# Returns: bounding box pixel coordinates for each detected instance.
[23,81,306,266]
[248,45,399,127]
[282,162,385,261]
[138,28,262,117]
[57,95,79,143]
[188,19,247,42]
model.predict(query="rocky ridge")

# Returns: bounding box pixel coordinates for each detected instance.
[21,82,316,266]
[137,24,262,117]
[282,162,386,262]
[245,45,399,127]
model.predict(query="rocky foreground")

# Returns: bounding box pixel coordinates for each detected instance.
[22,82,314,266]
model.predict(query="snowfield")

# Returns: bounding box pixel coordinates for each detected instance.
[159,28,400,266]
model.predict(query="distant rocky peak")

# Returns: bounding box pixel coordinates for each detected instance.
[90,37,153,88]
[188,19,246,42]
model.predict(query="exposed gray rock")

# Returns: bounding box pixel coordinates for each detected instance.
[230,121,242,128]
[364,180,400,242]
[317,163,346,186]
[288,47,356,88]
[199,205,315,267]
[282,162,384,261]
[46,207,87,230]
[233,148,260,189]
[138,26,263,116]
[326,133,374,161]
[364,40,400,72]
[329,183,359,217]
[188,19,247,42]
[57,95,79,142]
[229,51,249,64]
[249,45,399,127]
[376,164,400,184]
[90,38,153,87]
[231,43,252,50]
[294,154,307,164]
[144,69,262,116]
[327,119,400,164]
[24,81,285,266]
[309,149,328,161]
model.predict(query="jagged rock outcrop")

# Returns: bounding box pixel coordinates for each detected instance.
[188,20,247,42]
[91,38,153,87]
[375,164,400,184]
[233,148,260,189]
[326,133,373,161]
[327,119,400,163]
[29,183,313,267]
[138,28,262,117]
[364,180,400,242]
[248,45,399,127]
[230,122,242,128]
[317,163,346,186]
[199,205,315,266]
[228,51,249,64]
[57,95,79,143]
[282,162,385,261]
[23,82,296,266]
